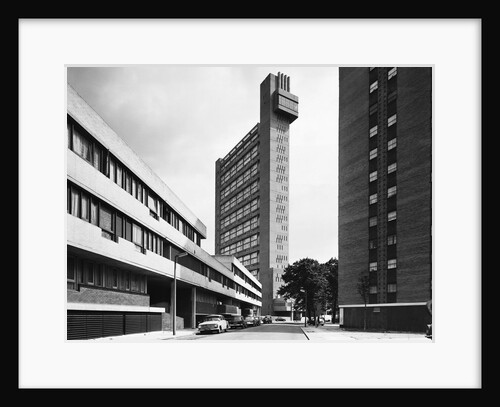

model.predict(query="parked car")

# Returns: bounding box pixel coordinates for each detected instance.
[275,317,286,322]
[244,315,255,327]
[226,315,247,329]
[198,314,229,334]
[263,315,273,324]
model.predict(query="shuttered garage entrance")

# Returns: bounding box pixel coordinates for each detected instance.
[67,310,162,340]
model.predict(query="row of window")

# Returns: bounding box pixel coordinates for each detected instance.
[369,137,397,160]
[221,163,259,199]
[67,255,147,293]
[369,211,397,226]
[238,251,259,267]
[369,284,397,294]
[67,182,260,295]
[220,181,259,215]
[369,259,397,272]
[220,198,259,230]
[277,144,286,154]
[278,95,299,113]
[369,187,397,205]
[369,234,397,249]
[220,216,259,244]
[220,233,259,255]
[369,67,397,83]
[68,116,201,246]
[220,144,259,186]
[231,264,260,292]
[69,182,171,256]
[220,127,259,172]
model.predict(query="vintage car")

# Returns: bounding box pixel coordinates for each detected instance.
[262,315,273,324]
[226,315,247,329]
[198,314,229,334]
[243,315,255,327]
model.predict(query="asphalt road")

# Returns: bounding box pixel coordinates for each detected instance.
[178,322,308,341]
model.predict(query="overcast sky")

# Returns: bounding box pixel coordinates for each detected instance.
[67,65,339,263]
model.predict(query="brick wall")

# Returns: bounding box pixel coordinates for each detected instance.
[338,68,370,305]
[396,67,432,303]
[67,285,150,307]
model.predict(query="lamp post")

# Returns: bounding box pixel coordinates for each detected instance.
[173,252,189,336]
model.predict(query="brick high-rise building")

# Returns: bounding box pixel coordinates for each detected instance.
[338,67,432,332]
[215,73,299,317]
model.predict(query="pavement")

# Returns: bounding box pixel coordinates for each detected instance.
[83,323,430,342]
[300,323,431,342]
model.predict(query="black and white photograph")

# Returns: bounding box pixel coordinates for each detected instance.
[19,19,482,389]
[65,64,432,343]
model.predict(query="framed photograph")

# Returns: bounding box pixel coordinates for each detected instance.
[19,18,482,389]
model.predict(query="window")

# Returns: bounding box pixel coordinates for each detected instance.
[132,223,143,246]
[387,235,397,245]
[369,239,377,249]
[99,205,113,232]
[87,264,95,285]
[112,269,118,288]
[116,165,122,188]
[72,127,92,162]
[369,286,378,294]
[125,219,132,242]
[124,271,131,290]
[90,199,98,225]
[388,211,397,222]
[148,192,158,213]
[125,172,132,194]
[70,187,80,217]
[387,283,397,293]
[95,266,103,286]
[369,125,378,138]
[388,114,397,127]
[387,186,397,198]
[67,257,76,289]
[369,171,377,182]
[109,158,116,183]
[81,193,90,221]
[369,193,378,205]
[93,146,101,171]
[369,148,377,160]
[369,216,378,227]
[369,262,378,272]
[388,138,397,150]
[370,81,378,93]
[388,67,397,80]
[387,259,397,269]
[388,163,397,174]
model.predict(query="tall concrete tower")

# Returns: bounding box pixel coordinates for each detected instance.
[215,72,299,316]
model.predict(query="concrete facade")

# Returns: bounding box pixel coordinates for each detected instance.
[215,73,298,316]
[338,67,432,332]
[67,84,262,340]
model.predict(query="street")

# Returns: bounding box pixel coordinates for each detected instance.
[86,321,430,342]
[180,322,307,341]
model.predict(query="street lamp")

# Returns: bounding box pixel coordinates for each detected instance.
[173,251,189,336]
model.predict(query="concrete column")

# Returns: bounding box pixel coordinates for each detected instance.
[191,286,197,329]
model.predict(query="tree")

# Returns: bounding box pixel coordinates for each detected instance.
[357,274,370,331]
[277,258,321,322]
[277,257,339,325]
[323,258,338,322]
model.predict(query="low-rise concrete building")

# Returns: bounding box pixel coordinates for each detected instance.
[66,84,261,340]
